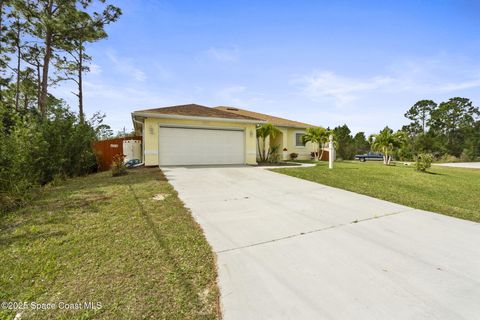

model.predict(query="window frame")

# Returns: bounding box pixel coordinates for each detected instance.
[295,132,305,148]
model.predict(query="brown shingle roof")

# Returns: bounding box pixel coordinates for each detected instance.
[215,106,315,128]
[134,104,262,121]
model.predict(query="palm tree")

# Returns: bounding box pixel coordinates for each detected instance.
[301,127,330,160]
[256,123,281,162]
[369,127,406,165]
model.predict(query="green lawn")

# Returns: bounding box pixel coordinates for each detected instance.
[274,161,480,223]
[0,168,219,320]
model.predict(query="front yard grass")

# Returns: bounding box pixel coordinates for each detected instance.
[0,168,219,320]
[273,161,480,223]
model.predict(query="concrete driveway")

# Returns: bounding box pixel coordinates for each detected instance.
[435,162,480,169]
[162,166,480,320]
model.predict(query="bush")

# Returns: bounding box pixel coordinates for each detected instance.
[439,154,460,163]
[460,149,474,162]
[0,102,100,213]
[112,154,127,177]
[290,152,298,160]
[415,153,433,172]
[267,145,280,163]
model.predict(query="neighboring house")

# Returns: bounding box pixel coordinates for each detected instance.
[131,103,320,166]
[132,104,263,166]
[216,106,318,160]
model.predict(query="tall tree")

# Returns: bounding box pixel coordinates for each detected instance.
[405,100,437,133]
[352,132,370,154]
[10,0,121,117]
[13,1,78,114]
[429,97,479,156]
[9,12,29,110]
[56,4,121,122]
[333,124,353,159]
[0,0,13,102]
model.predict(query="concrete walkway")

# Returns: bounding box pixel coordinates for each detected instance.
[435,162,480,169]
[162,166,480,320]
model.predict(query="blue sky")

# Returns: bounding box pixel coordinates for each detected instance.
[55,0,480,135]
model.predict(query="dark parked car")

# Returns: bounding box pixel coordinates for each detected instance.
[125,159,143,168]
[354,152,383,162]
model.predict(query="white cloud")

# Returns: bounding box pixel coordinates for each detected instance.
[216,85,247,105]
[288,55,480,134]
[295,71,394,104]
[437,78,480,91]
[89,63,102,75]
[295,60,480,106]
[205,46,239,62]
[106,51,146,81]
[52,76,193,132]
[214,85,275,108]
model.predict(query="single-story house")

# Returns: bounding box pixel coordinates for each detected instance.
[131,104,320,166]
[215,106,319,161]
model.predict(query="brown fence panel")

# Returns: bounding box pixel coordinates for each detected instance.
[320,150,329,161]
[310,150,330,161]
[93,136,141,171]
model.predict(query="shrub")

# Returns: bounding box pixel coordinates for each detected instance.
[290,152,298,160]
[112,154,127,177]
[267,145,280,163]
[460,149,474,162]
[0,102,100,213]
[415,153,433,172]
[439,154,459,163]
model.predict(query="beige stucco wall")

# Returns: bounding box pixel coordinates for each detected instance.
[143,117,258,166]
[265,127,316,160]
[285,128,316,159]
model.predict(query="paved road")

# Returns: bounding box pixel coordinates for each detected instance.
[435,162,480,169]
[162,166,480,320]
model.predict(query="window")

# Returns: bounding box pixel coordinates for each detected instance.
[295,133,304,147]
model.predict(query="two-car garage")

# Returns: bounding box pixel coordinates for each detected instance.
[132,104,261,166]
[158,126,246,166]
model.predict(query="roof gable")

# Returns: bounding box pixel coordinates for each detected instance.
[215,106,315,128]
[135,104,262,121]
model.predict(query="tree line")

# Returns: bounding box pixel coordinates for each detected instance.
[0,0,121,212]
[400,97,479,161]
[331,97,479,162]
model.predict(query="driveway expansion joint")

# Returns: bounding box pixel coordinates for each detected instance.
[216,208,416,254]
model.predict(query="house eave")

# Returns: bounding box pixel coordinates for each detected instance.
[132,111,265,124]
[275,125,311,129]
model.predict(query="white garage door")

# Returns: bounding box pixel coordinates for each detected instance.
[158,126,245,165]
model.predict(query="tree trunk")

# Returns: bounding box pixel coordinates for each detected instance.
[318,144,324,161]
[39,0,54,116]
[256,137,262,162]
[24,92,28,109]
[0,0,4,102]
[24,68,31,109]
[0,0,3,42]
[78,45,84,123]
[15,19,21,111]
[39,28,52,115]
[422,116,425,133]
[36,62,41,107]
[261,137,266,162]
